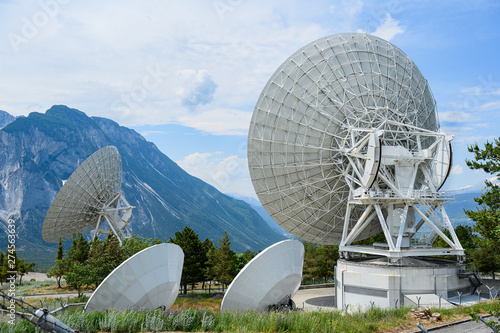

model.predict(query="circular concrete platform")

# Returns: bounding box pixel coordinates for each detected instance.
[305,295,335,307]
[292,287,336,311]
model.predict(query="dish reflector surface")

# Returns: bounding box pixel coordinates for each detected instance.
[85,243,184,312]
[248,32,439,245]
[221,239,304,312]
[42,146,129,242]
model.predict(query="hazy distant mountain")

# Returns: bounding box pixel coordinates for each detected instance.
[445,178,499,227]
[453,177,499,195]
[0,111,15,129]
[230,178,496,235]
[0,106,284,268]
[227,193,291,237]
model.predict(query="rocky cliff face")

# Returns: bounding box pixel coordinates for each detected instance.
[0,111,15,129]
[0,105,284,266]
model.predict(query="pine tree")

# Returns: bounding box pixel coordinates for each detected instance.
[84,234,125,288]
[63,232,91,293]
[0,252,5,284]
[465,138,500,278]
[47,237,67,288]
[66,232,90,264]
[121,234,162,259]
[169,226,207,294]
[316,245,338,282]
[204,238,216,292]
[64,262,89,297]
[234,249,256,274]
[17,259,35,285]
[214,231,236,290]
[302,242,319,282]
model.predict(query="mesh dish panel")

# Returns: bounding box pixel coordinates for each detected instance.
[248,33,438,245]
[42,146,122,242]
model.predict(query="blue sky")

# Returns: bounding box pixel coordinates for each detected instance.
[0,0,499,198]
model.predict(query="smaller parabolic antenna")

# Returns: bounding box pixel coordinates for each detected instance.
[85,243,184,312]
[221,239,304,312]
[42,146,133,245]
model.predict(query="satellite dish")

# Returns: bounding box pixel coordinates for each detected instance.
[85,243,184,312]
[221,239,304,312]
[248,32,463,261]
[42,146,133,245]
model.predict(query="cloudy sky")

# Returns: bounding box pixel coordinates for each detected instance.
[0,0,499,198]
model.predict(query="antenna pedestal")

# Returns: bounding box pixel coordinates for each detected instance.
[340,190,464,262]
[339,128,462,262]
[335,258,469,310]
[94,193,134,245]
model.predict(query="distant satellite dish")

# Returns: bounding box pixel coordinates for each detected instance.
[85,243,184,312]
[221,239,304,312]
[42,146,133,245]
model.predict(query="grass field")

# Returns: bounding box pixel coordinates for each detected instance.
[2,289,500,333]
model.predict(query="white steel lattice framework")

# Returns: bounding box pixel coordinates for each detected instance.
[42,146,133,245]
[248,33,464,261]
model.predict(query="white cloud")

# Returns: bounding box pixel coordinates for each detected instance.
[140,130,166,136]
[370,13,405,41]
[176,69,217,108]
[0,0,328,132]
[461,86,500,96]
[439,111,474,123]
[177,108,252,136]
[450,165,464,175]
[479,101,500,111]
[329,0,363,17]
[176,152,256,198]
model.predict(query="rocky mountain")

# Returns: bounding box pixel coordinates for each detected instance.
[0,105,284,268]
[0,111,15,129]
[445,178,496,227]
[228,193,291,238]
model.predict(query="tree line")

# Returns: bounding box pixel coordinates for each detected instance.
[46,225,343,295]
[46,227,259,295]
[0,249,36,285]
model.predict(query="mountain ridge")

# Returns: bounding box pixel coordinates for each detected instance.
[0,106,284,268]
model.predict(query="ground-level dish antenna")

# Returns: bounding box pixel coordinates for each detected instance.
[42,146,133,245]
[248,32,463,262]
[85,243,184,312]
[221,239,304,312]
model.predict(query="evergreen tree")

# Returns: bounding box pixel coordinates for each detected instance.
[234,249,256,274]
[169,226,207,294]
[0,251,6,284]
[121,234,162,259]
[85,234,124,288]
[465,138,500,278]
[204,238,216,292]
[316,245,339,282]
[302,242,319,282]
[17,259,35,285]
[213,231,237,290]
[64,262,89,297]
[66,232,90,264]
[47,237,67,288]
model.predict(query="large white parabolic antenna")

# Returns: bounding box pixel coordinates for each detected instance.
[221,239,304,312]
[248,33,462,261]
[42,146,133,245]
[85,243,184,312]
